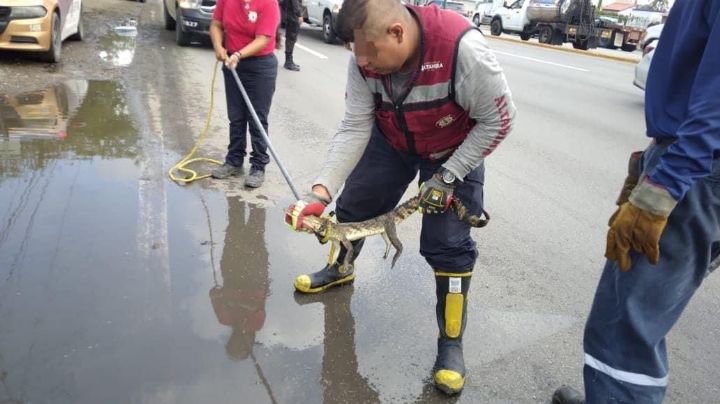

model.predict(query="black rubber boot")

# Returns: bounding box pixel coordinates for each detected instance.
[294,239,364,293]
[552,386,586,404]
[284,52,300,71]
[433,271,472,395]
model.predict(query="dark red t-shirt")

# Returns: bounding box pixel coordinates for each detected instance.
[213,0,280,56]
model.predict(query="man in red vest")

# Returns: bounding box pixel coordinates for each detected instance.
[286,0,516,394]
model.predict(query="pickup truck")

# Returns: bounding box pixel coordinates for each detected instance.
[490,0,598,49]
[302,0,343,43]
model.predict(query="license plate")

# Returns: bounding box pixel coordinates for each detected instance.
[614,33,625,47]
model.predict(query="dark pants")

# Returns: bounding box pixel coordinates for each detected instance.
[222,54,278,170]
[283,14,300,55]
[336,126,484,272]
[583,141,720,403]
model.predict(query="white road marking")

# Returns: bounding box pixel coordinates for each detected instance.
[296,43,329,59]
[493,50,590,72]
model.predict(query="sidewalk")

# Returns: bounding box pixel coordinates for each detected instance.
[479,26,642,64]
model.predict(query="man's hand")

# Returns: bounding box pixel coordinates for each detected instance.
[298,16,303,24]
[225,51,241,70]
[605,177,677,271]
[285,190,331,231]
[418,172,455,214]
[214,47,228,63]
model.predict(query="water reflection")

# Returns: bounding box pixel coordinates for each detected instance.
[210,197,278,400]
[0,80,86,140]
[211,198,269,360]
[98,21,138,68]
[294,288,380,403]
[0,80,138,182]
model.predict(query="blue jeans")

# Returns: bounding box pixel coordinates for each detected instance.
[222,54,278,170]
[335,125,484,272]
[583,141,720,403]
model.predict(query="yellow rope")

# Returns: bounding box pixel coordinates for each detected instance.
[168,61,224,184]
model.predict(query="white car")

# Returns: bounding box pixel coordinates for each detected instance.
[634,24,663,90]
[633,42,656,90]
[471,0,500,26]
[640,23,664,51]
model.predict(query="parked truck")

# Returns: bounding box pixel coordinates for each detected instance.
[595,16,643,52]
[490,0,598,50]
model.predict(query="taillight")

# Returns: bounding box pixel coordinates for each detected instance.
[643,44,655,56]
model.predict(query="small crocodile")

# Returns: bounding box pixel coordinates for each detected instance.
[293,196,489,269]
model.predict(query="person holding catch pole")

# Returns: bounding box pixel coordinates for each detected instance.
[210,0,280,188]
[285,0,516,395]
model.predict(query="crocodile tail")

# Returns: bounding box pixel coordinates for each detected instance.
[392,196,421,222]
[451,198,490,228]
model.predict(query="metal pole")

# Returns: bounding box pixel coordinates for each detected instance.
[230,68,301,200]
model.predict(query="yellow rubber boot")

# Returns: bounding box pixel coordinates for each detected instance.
[294,239,364,294]
[433,271,471,395]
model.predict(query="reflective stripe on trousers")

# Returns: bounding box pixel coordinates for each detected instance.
[583,142,720,404]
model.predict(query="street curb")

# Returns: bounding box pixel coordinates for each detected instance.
[485,34,641,64]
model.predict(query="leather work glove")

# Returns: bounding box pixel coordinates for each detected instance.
[418,169,457,215]
[615,151,643,206]
[605,177,678,271]
[285,191,331,231]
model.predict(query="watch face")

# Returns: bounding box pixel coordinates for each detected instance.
[442,170,456,184]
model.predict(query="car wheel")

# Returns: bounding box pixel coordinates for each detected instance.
[490,19,502,36]
[572,39,589,50]
[40,11,62,63]
[164,1,176,30]
[322,12,336,44]
[520,32,530,41]
[538,26,553,44]
[176,12,192,46]
[472,14,480,26]
[69,4,84,41]
[621,43,637,52]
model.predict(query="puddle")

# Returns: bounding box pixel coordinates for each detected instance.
[0,80,382,403]
[98,20,139,68]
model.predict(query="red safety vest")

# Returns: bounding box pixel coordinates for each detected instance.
[361,5,477,159]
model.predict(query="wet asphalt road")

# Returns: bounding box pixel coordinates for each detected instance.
[1,1,720,403]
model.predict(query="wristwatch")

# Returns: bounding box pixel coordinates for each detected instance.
[440,168,457,185]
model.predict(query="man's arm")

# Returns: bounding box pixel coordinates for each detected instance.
[646,9,720,201]
[313,56,375,199]
[444,29,517,179]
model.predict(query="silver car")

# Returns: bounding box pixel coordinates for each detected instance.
[634,24,663,90]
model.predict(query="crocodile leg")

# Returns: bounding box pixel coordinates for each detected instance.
[384,220,403,268]
[341,238,354,269]
[381,232,392,260]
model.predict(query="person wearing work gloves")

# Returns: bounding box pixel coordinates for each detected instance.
[285,0,516,395]
[554,0,720,402]
[280,0,303,71]
[210,0,280,188]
